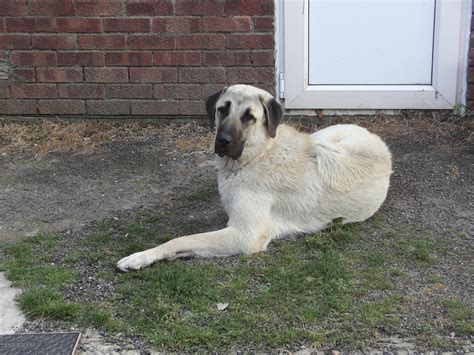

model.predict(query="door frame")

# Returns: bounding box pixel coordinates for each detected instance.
[278,0,471,110]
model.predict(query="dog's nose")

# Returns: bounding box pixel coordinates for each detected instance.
[217,132,233,147]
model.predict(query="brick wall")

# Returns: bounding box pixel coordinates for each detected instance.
[467,4,474,112]
[0,0,275,117]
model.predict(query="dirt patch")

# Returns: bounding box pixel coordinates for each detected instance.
[0,121,214,242]
[0,114,473,352]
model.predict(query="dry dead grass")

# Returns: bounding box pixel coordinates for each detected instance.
[0,119,213,156]
[289,112,473,142]
[0,120,117,156]
[0,113,471,157]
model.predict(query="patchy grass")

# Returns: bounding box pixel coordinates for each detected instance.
[0,213,470,351]
[441,298,474,336]
[0,234,80,320]
[185,183,219,205]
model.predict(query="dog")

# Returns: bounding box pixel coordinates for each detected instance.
[117,84,392,272]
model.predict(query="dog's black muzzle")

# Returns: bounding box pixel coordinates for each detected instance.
[214,128,244,160]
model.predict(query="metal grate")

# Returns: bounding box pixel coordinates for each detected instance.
[0,332,81,355]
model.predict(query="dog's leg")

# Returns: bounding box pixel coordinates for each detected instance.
[117,226,253,271]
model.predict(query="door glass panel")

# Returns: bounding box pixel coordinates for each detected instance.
[308,0,436,85]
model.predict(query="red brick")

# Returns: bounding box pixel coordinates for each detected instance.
[57,51,104,66]
[87,100,130,115]
[467,100,474,111]
[152,17,201,33]
[129,67,177,82]
[467,84,474,100]
[75,1,123,16]
[84,67,128,83]
[0,84,9,98]
[12,68,36,82]
[27,0,74,16]
[38,99,85,114]
[6,17,53,32]
[103,18,150,33]
[126,1,173,15]
[226,67,274,84]
[105,84,153,98]
[78,35,125,49]
[203,50,250,66]
[225,0,274,15]
[468,67,474,84]
[226,34,273,49]
[55,18,101,33]
[176,0,225,16]
[10,51,57,67]
[153,51,201,66]
[201,16,251,32]
[179,100,205,115]
[154,84,201,99]
[131,100,178,115]
[0,34,30,49]
[0,1,27,16]
[179,68,225,83]
[254,16,274,31]
[32,35,76,49]
[202,83,225,98]
[177,34,225,49]
[105,52,153,66]
[0,100,37,114]
[128,35,175,49]
[58,84,105,98]
[11,83,57,98]
[251,50,274,66]
[36,67,83,82]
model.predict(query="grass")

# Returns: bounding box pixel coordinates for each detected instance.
[185,183,219,205]
[441,298,474,336]
[0,210,469,351]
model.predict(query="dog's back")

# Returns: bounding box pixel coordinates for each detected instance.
[310,124,392,224]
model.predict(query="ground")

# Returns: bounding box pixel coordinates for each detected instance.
[0,114,472,353]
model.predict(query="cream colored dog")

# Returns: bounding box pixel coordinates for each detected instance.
[117,85,392,271]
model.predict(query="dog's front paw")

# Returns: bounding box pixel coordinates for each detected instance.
[116,251,154,272]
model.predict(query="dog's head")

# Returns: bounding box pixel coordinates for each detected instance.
[206,84,283,160]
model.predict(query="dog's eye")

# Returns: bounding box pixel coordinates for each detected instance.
[217,106,226,115]
[241,111,255,124]
[217,101,231,118]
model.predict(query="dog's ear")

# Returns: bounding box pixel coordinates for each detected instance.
[260,96,283,138]
[206,88,226,130]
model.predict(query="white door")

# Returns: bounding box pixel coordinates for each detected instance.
[282,0,469,110]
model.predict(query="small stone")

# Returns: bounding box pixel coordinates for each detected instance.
[217,303,229,311]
